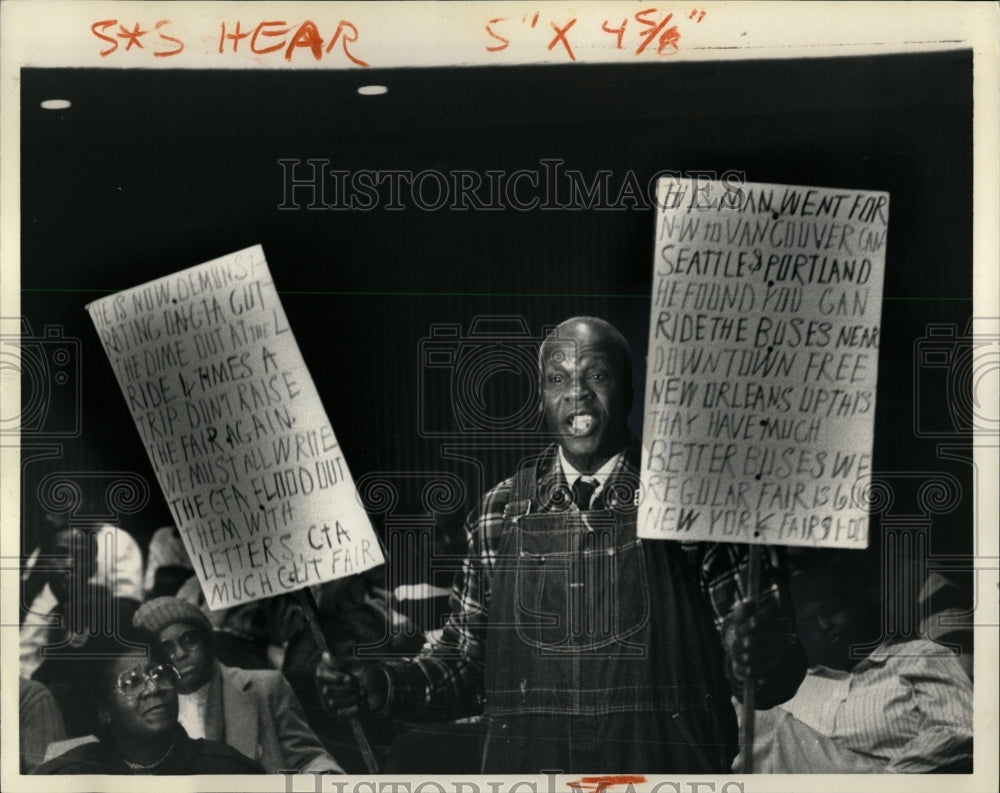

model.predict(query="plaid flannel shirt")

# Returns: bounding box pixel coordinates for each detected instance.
[381,438,803,722]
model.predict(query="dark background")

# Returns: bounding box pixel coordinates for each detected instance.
[16,51,975,595]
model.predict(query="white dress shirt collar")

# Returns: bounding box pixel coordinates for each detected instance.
[558,447,622,488]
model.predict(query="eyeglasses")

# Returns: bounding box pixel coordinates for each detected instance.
[112,664,180,698]
[159,629,204,657]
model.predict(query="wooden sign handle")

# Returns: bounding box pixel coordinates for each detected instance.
[739,543,761,774]
[295,587,381,774]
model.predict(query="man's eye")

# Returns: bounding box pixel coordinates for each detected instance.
[589,372,607,382]
[548,374,564,384]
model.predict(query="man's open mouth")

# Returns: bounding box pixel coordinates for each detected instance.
[566,412,597,437]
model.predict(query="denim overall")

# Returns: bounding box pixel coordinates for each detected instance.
[481,463,737,773]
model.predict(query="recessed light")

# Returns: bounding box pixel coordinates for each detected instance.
[40,99,71,110]
[357,85,388,96]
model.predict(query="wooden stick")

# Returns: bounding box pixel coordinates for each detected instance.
[294,587,381,774]
[740,543,761,774]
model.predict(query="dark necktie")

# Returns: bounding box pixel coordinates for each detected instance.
[572,477,598,510]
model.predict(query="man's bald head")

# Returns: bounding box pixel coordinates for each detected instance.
[539,317,633,384]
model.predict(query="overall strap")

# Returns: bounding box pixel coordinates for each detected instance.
[503,459,542,521]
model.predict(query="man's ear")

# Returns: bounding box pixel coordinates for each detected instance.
[98,704,112,727]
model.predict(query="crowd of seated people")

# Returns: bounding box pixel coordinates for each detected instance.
[32,629,265,775]
[20,511,974,776]
[19,514,426,775]
[735,549,974,774]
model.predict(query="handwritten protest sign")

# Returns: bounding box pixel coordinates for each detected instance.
[87,245,383,609]
[639,179,888,548]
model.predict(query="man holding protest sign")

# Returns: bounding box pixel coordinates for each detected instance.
[317,316,806,773]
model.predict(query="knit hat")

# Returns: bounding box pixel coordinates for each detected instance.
[133,596,213,638]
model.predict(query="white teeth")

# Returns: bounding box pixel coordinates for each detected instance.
[570,415,594,435]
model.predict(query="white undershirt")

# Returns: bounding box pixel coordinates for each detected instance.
[177,679,210,740]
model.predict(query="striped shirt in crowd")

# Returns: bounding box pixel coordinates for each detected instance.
[780,638,973,772]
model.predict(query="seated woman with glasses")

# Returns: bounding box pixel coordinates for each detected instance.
[132,596,343,773]
[33,630,264,774]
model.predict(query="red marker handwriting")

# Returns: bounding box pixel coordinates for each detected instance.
[601,18,628,50]
[487,9,704,59]
[218,20,368,66]
[634,9,679,55]
[485,18,509,51]
[548,18,578,61]
[91,19,184,57]
[567,776,647,793]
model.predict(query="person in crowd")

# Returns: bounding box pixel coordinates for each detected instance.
[24,527,143,737]
[735,551,974,773]
[317,316,807,773]
[919,569,974,681]
[33,630,264,775]
[19,677,67,773]
[174,573,301,670]
[21,516,143,678]
[172,566,422,770]
[143,525,194,599]
[133,596,344,774]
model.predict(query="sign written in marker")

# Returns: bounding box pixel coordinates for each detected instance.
[87,244,383,609]
[638,179,888,549]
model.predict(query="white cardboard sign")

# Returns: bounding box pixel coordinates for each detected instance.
[639,179,888,548]
[87,245,383,608]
